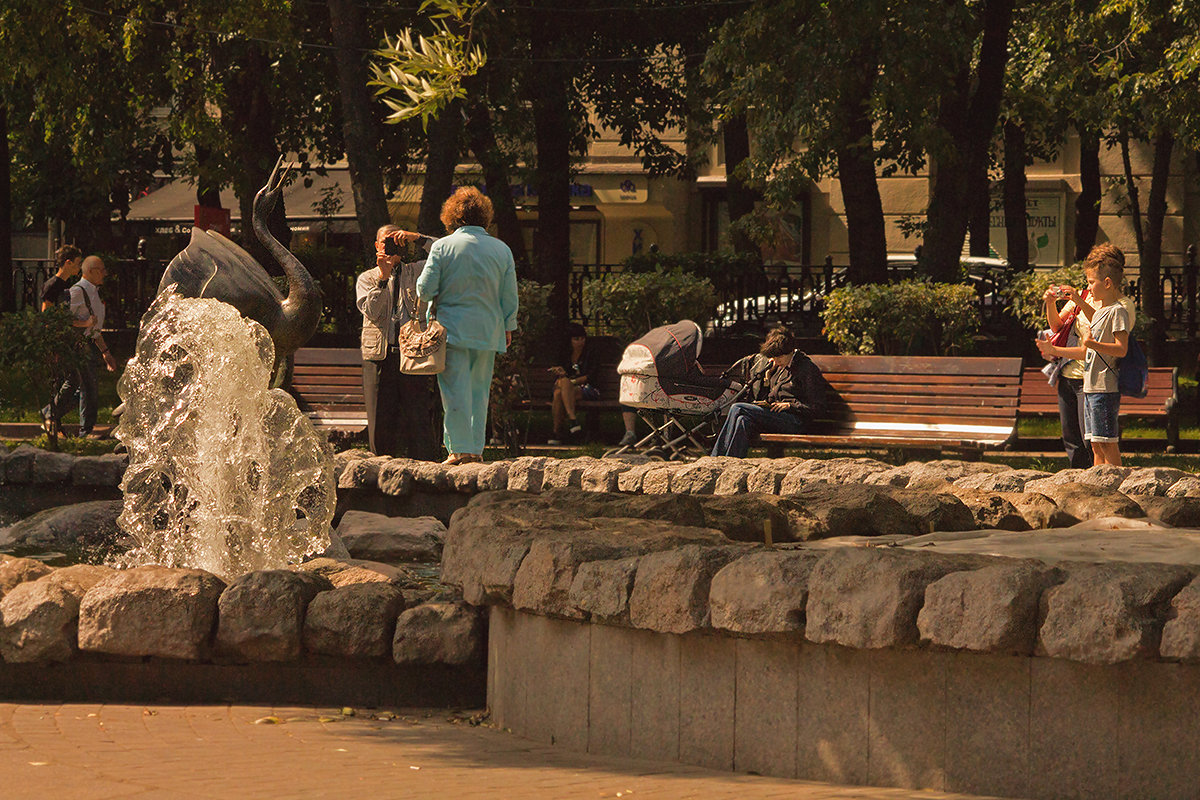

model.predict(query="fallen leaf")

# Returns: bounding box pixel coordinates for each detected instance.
[253,717,281,725]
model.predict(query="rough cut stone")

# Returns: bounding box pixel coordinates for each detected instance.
[1018,482,1144,521]
[867,460,1006,490]
[317,529,353,560]
[670,458,738,494]
[216,570,333,662]
[746,461,801,495]
[953,469,1050,493]
[335,511,444,563]
[31,450,75,483]
[538,489,707,528]
[616,462,660,493]
[392,602,484,665]
[71,453,128,486]
[695,494,815,543]
[1134,496,1200,528]
[918,561,1062,654]
[713,462,758,495]
[996,491,1077,529]
[1160,576,1200,661]
[1037,563,1194,664]
[446,462,488,493]
[580,461,633,493]
[303,583,404,658]
[1166,477,1200,498]
[377,460,414,496]
[940,486,1031,531]
[408,462,451,492]
[1077,465,1135,491]
[297,557,415,588]
[38,564,118,599]
[0,500,124,553]
[3,445,38,483]
[542,458,595,490]
[1119,467,1192,497]
[0,557,54,599]
[476,461,511,491]
[709,550,822,634]
[512,523,726,619]
[568,557,640,624]
[781,483,923,538]
[506,457,548,493]
[879,488,977,533]
[805,547,985,649]
[336,455,390,489]
[0,447,7,483]
[781,457,892,491]
[0,580,81,663]
[640,464,683,494]
[627,545,744,633]
[77,567,226,660]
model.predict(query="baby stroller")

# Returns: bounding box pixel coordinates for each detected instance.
[604,320,747,460]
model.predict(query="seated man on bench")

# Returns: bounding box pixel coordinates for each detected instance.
[710,326,826,457]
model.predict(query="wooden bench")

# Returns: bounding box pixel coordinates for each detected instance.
[288,348,367,432]
[758,355,1024,457]
[1018,366,1179,451]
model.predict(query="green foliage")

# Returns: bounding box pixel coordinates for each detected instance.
[821,280,980,356]
[583,269,717,344]
[1003,264,1086,331]
[0,307,87,448]
[490,281,553,455]
[620,251,761,290]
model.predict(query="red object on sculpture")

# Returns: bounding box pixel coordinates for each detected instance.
[194,205,232,237]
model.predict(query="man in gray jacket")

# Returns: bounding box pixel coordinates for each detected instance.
[355,225,427,455]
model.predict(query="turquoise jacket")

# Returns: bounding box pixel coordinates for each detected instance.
[416,226,519,353]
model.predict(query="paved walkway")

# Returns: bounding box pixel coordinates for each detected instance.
[0,703,999,799]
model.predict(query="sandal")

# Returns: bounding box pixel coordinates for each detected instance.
[442,454,467,466]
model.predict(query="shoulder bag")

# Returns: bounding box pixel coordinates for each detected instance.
[397,289,446,375]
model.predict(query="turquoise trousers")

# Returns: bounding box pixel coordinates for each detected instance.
[437,344,496,456]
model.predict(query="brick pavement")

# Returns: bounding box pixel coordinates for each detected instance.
[0,704,1000,799]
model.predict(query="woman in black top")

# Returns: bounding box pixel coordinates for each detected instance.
[40,245,83,310]
[548,323,600,444]
[710,326,826,457]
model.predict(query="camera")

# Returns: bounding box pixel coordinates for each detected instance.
[383,237,404,256]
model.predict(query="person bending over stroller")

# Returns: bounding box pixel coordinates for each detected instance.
[710,326,825,458]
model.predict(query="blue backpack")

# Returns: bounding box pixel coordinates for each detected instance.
[1118,334,1149,398]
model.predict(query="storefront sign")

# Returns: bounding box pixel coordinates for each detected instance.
[989,192,1064,266]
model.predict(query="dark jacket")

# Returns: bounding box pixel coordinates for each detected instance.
[759,350,826,420]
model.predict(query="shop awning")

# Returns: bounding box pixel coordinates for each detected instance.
[127,167,358,222]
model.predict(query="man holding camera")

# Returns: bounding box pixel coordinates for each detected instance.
[356,224,427,456]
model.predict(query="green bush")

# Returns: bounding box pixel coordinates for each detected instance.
[490,280,554,454]
[0,306,88,449]
[821,280,980,356]
[621,252,761,289]
[583,268,717,343]
[1003,265,1086,332]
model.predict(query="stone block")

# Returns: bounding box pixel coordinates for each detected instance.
[640,464,681,494]
[71,454,127,486]
[629,628,680,762]
[866,459,1006,489]
[805,547,984,649]
[392,602,483,665]
[77,566,226,660]
[918,560,1062,655]
[521,614,589,751]
[1166,476,1200,498]
[781,457,891,491]
[1037,562,1194,664]
[580,461,632,493]
[1119,467,1190,496]
[1134,496,1200,528]
[1160,575,1200,660]
[867,648,947,790]
[568,557,639,624]
[944,653,1031,798]
[1116,661,1200,799]
[336,455,389,489]
[506,457,548,493]
[0,558,55,599]
[476,461,510,492]
[0,501,123,556]
[302,583,404,658]
[1020,482,1145,521]
[38,565,118,599]
[713,462,756,495]
[998,490,1077,528]
[376,460,414,496]
[3,445,37,483]
[670,458,735,494]
[0,580,80,663]
[734,638,798,778]
[408,461,451,492]
[880,486,977,532]
[446,462,487,493]
[695,493,815,543]
[678,634,735,771]
[587,622,632,757]
[31,450,74,483]
[513,533,639,620]
[615,461,659,493]
[216,569,332,662]
[941,486,1031,531]
[335,511,444,563]
[795,643,869,785]
[782,483,923,538]
[709,550,820,635]
[628,545,742,634]
[1029,657,1121,798]
[953,468,1050,492]
[542,457,597,490]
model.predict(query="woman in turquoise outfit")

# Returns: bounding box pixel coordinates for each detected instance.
[416,187,519,465]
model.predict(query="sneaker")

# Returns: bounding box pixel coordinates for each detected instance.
[618,430,637,447]
[547,438,563,446]
[568,423,582,435]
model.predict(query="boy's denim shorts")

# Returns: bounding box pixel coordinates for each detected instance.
[1084,392,1120,443]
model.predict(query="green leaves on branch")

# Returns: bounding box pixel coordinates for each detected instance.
[370,0,488,129]
[0,307,87,415]
[584,269,717,344]
[1003,265,1086,332]
[821,281,979,356]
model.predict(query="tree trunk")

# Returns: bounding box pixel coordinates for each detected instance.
[833,57,887,284]
[1002,120,1029,271]
[530,60,572,333]
[194,144,223,208]
[0,96,13,313]
[968,169,992,258]
[327,0,392,267]
[922,0,1014,282]
[1074,128,1101,261]
[1118,128,1144,259]
[722,115,757,255]
[417,100,464,238]
[464,97,527,270]
[1141,130,1173,365]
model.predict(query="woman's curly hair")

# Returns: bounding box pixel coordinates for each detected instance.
[440,186,494,232]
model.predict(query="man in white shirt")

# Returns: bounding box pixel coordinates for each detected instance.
[45,256,117,438]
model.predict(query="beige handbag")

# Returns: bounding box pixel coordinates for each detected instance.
[397,290,446,375]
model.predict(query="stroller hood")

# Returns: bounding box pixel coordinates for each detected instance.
[618,320,740,411]
[617,320,703,378]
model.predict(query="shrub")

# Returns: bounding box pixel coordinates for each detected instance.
[490,280,553,454]
[0,306,87,450]
[583,267,717,343]
[1003,265,1086,332]
[821,280,980,356]
[621,251,762,290]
